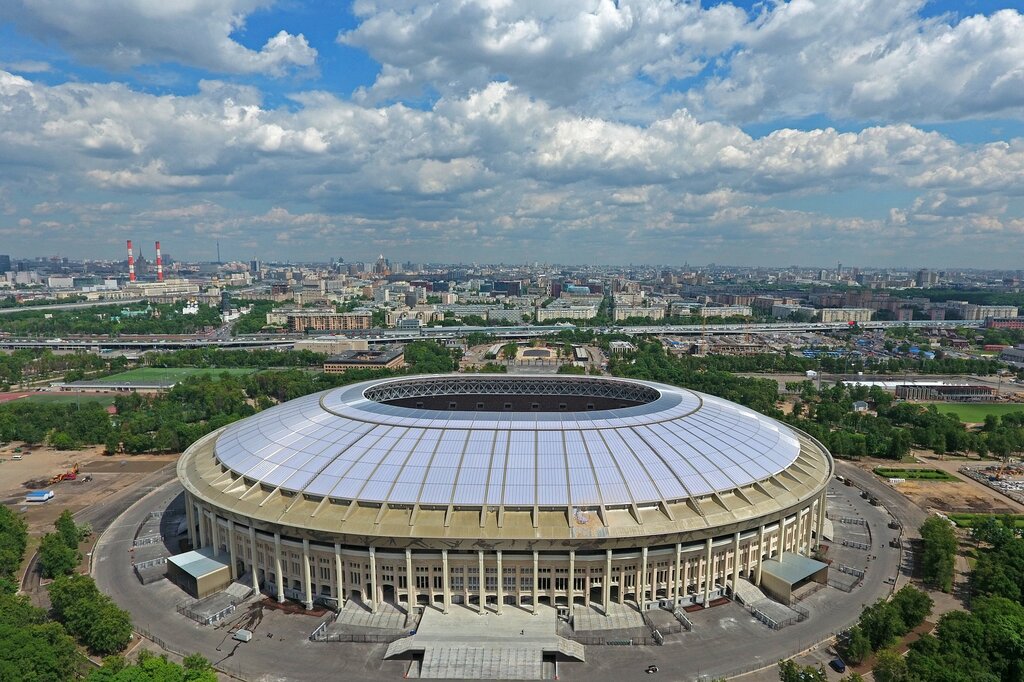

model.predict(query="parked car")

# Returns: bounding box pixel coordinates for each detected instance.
[830,658,847,673]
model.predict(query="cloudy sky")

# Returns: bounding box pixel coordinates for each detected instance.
[1,0,1023,267]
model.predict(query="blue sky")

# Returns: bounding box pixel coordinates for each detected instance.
[1,0,1023,267]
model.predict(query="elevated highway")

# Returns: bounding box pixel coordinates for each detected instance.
[0,319,984,352]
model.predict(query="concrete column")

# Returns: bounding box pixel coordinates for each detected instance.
[185,494,196,548]
[227,520,238,580]
[603,550,612,615]
[273,532,284,603]
[406,549,415,608]
[369,546,378,614]
[673,543,682,604]
[531,551,539,615]
[197,506,208,548]
[302,538,313,609]
[477,551,486,615]
[640,546,648,607]
[568,550,576,608]
[248,525,259,591]
[756,525,766,586]
[585,569,591,607]
[496,550,504,615]
[442,550,451,615]
[731,532,741,600]
[815,492,827,548]
[703,538,712,606]
[803,507,814,554]
[684,556,691,598]
[334,543,345,606]
[617,563,625,606]
[211,514,221,554]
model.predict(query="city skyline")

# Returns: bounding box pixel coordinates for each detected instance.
[1,0,1023,267]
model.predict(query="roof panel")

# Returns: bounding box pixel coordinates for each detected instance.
[211,378,815,508]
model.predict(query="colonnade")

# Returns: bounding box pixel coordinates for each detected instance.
[185,490,827,614]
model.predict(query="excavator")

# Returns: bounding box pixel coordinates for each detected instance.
[48,462,80,485]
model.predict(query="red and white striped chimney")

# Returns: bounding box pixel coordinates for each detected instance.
[155,241,164,282]
[126,239,136,282]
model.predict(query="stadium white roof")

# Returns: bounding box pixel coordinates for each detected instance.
[212,375,802,510]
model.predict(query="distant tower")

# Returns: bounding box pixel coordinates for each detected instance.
[216,241,221,264]
[155,241,164,282]
[126,240,136,282]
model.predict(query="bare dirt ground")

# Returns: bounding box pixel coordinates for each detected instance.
[0,441,179,534]
[848,454,1024,515]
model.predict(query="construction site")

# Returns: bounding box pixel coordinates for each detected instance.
[0,441,178,537]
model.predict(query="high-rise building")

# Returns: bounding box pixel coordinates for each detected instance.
[0,255,10,274]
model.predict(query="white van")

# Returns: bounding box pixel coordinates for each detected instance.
[11,455,22,461]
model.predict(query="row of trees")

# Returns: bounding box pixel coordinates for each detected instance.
[0,349,130,390]
[841,586,934,664]
[38,510,87,579]
[49,574,133,656]
[1,302,222,336]
[0,340,463,452]
[0,505,28,593]
[919,516,958,592]
[1,504,215,680]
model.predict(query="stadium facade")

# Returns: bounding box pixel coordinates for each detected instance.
[177,375,832,614]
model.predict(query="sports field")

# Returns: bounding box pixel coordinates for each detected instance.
[15,393,117,407]
[101,367,257,383]
[926,402,1024,423]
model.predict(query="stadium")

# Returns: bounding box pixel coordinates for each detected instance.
[177,374,832,615]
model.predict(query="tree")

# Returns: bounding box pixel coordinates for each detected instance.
[889,586,933,630]
[501,342,519,363]
[87,650,217,682]
[0,505,28,579]
[873,648,909,682]
[54,510,80,551]
[843,625,872,665]
[859,599,906,650]
[777,660,827,682]
[83,599,133,656]
[49,574,133,656]
[0,592,79,682]
[919,516,958,592]
[38,533,79,579]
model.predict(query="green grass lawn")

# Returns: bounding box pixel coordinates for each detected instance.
[16,393,117,406]
[947,512,1024,530]
[101,367,257,383]
[925,402,1024,423]
[873,467,959,481]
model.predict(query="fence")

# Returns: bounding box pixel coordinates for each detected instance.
[133,556,166,569]
[672,608,694,631]
[841,539,871,550]
[175,599,238,625]
[133,534,163,547]
[565,633,661,646]
[311,630,407,644]
[839,517,866,525]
